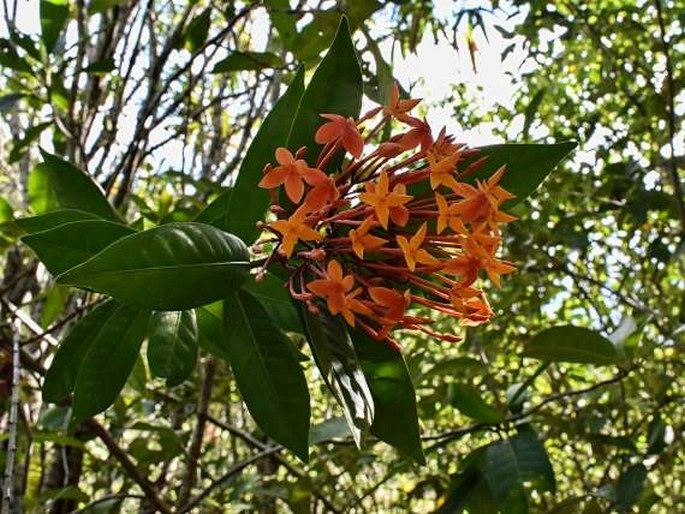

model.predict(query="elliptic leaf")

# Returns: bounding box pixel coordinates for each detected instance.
[28,150,117,220]
[299,303,374,449]
[224,290,310,460]
[524,325,621,365]
[57,223,250,310]
[287,16,363,159]
[147,310,198,386]
[22,219,135,276]
[42,300,118,403]
[40,0,69,53]
[352,330,424,463]
[448,383,505,424]
[73,304,151,420]
[212,51,284,73]
[461,142,577,206]
[16,209,100,234]
[244,272,302,333]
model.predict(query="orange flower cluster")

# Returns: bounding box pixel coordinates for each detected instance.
[257,83,517,349]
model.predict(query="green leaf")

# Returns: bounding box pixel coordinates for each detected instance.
[244,272,302,333]
[196,68,305,242]
[351,330,424,463]
[224,290,310,460]
[0,93,25,112]
[0,197,13,223]
[524,325,622,365]
[22,220,135,276]
[83,56,116,74]
[88,0,127,13]
[28,150,118,221]
[40,284,70,328]
[309,416,351,444]
[184,9,211,52]
[615,464,647,512]
[212,51,284,73]
[42,300,118,403]
[448,383,504,424]
[265,0,297,48]
[9,121,52,163]
[57,222,250,310]
[287,16,363,158]
[298,303,374,449]
[40,0,69,53]
[15,209,100,234]
[196,302,229,360]
[147,310,198,386]
[73,304,151,420]
[510,427,556,493]
[0,39,33,74]
[522,88,546,139]
[461,142,577,206]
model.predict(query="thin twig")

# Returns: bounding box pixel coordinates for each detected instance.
[1,329,20,514]
[85,419,172,514]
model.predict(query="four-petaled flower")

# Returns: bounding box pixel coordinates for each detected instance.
[396,222,440,272]
[315,114,364,158]
[359,171,413,229]
[259,147,327,204]
[383,82,421,121]
[348,217,387,259]
[307,260,371,326]
[269,206,322,258]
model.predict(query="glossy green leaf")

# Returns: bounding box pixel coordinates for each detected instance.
[299,303,374,448]
[524,325,621,365]
[42,300,117,403]
[244,272,302,333]
[448,383,504,424]
[212,51,284,73]
[40,0,69,52]
[73,304,151,421]
[196,68,304,242]
[22,220,135,276]
[57,223,250,310]
[15,209,100,234]
[352,330,424,463]
[147,310,198,386]
[287,16,363,159]
[224,290,310,460]
[28,150,117,221]
[461,142,577,206]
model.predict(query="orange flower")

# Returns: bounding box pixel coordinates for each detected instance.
[303,175,340,212]
[383,82,421,121]
[307,260,371,326]
[269,206,322,258]
[398,117,433,151]
[427,150,461,191]
[451,165,517,229]
[359,171,413,229]
[450,286,493,326]
[349,217,387,259]
[368,286,410,325]
[315,114,364,158]
[396,222,440,272]
[442,236,516,288]
[259,147,327,203]
[435,192,468,234]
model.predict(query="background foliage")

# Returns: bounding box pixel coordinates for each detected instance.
[0,0,683,513]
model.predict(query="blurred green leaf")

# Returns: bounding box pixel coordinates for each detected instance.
[615,463,647,513]
[184,8,211,52]
[524,326,622,365]
[448,383,504,424]
[212,51,284,73]
[40,0,69,52]
[57,223,250,310]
